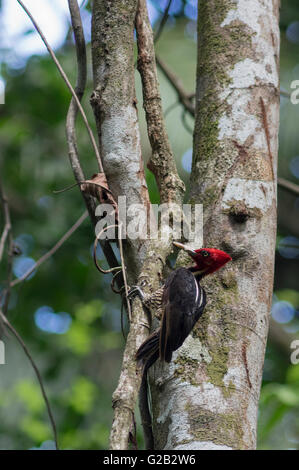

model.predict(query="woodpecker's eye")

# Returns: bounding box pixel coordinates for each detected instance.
[201,250,209,257]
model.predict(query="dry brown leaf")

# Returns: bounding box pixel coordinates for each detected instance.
[81,173,118,221]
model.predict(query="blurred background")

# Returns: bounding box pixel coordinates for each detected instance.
[0,0,298,450]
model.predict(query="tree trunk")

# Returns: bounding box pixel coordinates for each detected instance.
[91,0,184,449]
[91,0,151,273]
[150,0,280,450]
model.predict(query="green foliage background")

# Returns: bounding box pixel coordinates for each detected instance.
[0,0,298,450]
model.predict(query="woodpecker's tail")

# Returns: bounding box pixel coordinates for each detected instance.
[136,330,159,450]
[136,329,160,372]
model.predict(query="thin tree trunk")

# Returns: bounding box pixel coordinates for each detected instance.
[91,0,151,273]
[150,0,280,449]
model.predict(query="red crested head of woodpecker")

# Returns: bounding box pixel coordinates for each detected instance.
[173,242,232,277]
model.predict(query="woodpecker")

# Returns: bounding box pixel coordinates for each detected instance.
[131,242,232,372]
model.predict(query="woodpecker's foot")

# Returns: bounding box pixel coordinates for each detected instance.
[127,286,146,302]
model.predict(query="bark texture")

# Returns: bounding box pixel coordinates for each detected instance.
[91,1,150,450]
[91,0,150,272]
[91,0,184,449]
[136,0,185,204]
[150,0,280,450]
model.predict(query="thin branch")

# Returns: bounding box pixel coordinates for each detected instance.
[154,0,173,44]
[0,308,59,450]
[16,0,119,274]
[66,0,94,219]
[0,180,12,263]
[65,0,95,220]
[181,108,194,135]
[2,233,13,316]
[10,211,88,288]
[93,224,122,275]
[118,223,132,323]
[280,89,291,98]
[156,55,195,117]
[0,180,14,316]
[278,177,299,196]
[0,223,10,264]
[65,0,121,277]
[68,0,87,95]
[93,223,131,323]
[16,0,104,173]
[136,0,185,205]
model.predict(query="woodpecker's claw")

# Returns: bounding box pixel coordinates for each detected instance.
[127,286,145,302]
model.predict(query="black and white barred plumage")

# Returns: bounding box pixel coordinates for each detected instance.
[136,267,206,371]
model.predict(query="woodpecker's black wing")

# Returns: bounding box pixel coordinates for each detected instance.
[159,267,206,363]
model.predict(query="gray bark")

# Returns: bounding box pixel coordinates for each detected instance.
[91,0,151,273]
